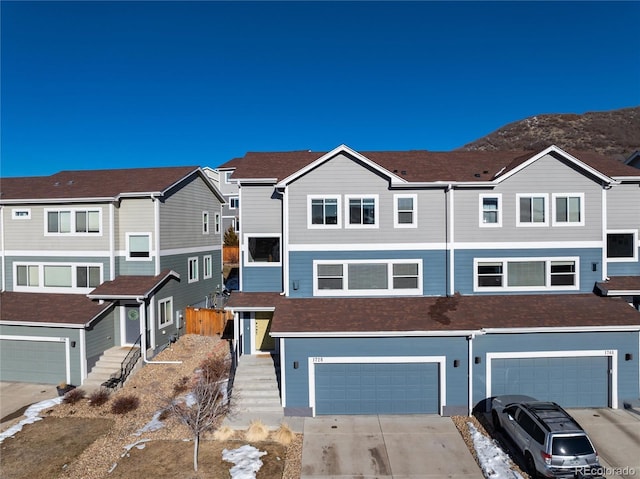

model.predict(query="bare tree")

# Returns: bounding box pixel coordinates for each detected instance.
[165,354,233,472]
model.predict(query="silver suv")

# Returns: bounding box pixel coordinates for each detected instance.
[492,395,601,478]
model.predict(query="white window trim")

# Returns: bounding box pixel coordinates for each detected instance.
[313,259,422,296]
[214,212,221,234]
[551,193,585,227]
[126,232,153,261]
[158,296,174,329]
[229,197,239,210]
[244,233,282,267]
[202,211,210,235]
[479,194,502,228]
[44,207,103,236]
[344,194,379,229]
[394,194,418,229]
[11,209,31,220]
[473,256,580,292]
[188,256,199,283]
[606,229,638,263]
[13,261,103,293]
[203,254,213,279]
[224,171,233,184]
[516,193,549,227]
[307,195,341,229]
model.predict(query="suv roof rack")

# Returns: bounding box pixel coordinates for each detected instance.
[522,401,584,433]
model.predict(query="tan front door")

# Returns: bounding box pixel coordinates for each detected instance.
[255,312,275,352]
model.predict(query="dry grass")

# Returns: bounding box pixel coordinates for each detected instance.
[273,423,296,446]
[213,425,235,441]
[245,419,270,442]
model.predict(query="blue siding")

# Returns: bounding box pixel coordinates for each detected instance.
[472,332,640,409]
[282,336,468,412]
[454,248,602,294]
[116,257,156,276]
[241,266,283,292]
[606,261,640,276]
[288,250,448,298]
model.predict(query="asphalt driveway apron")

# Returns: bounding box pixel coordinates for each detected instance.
[301,415,484,478]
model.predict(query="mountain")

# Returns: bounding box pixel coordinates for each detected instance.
[458,106,640,160]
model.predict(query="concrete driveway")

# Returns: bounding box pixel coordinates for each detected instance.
[0,382,58,426]
[568,408,640,479]
[300,415,483,479]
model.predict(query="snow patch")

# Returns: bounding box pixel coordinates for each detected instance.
[132,410,165,436]
[121,439,151,457]
[468,422,524,479]
[222,444,267,479]
[0,396,63,444]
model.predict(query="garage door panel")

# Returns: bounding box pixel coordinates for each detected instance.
[492,356,608,408]
[0,340,66,384]
[316,362,439,415]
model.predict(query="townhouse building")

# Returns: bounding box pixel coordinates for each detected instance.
[0,166,225,387]
[204,165,240,234]
[221,144,640,416]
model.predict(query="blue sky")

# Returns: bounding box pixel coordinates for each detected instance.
[1,1,639,178]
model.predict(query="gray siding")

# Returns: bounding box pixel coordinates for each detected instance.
[454,154,604,243]
[241,185,282,234]
[287,153,447,244]
[114,198,155,253]
[606,183,640,231]
[86,311,117,369]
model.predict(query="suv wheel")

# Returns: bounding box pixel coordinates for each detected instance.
[525,452,538,479]
[492,410,502,432]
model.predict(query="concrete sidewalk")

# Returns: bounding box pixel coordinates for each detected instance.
[300,415,483,478]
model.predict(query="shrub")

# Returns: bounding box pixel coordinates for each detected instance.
[245,419,269,442]
[273,422,296,445]
[89,389,110,407]
[63,388,85,404]
[213,425,235,441]
[111,394,140,414]
[173,376,190,394]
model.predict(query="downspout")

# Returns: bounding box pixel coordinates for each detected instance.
[601,184,608,281]
[446,184,454,296]
[109,203,115,280]
[1,206,5,292]
[276,186,287,296]
[152,195,161,276]
[137,298,182,364]
[468,333,474,416]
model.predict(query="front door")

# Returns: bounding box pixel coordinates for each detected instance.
[254,311,275,352]
[125,306,141,344]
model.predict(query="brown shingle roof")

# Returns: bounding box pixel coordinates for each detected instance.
[0,292,113,326]
[0,166,200,201]
[88,270,179,299]
[226,293,640,334]
[596,276,640,295]
[220,147,640,184]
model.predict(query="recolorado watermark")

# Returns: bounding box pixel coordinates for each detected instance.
[574,466,637,477]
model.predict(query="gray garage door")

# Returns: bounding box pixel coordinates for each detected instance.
[491,356,609,407]
[0,339,66,384]
[315,362,439,415]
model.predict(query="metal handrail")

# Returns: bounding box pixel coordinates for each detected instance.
[120,334,142,382]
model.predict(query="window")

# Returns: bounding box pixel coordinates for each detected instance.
[308,196,340,227]
[553,194,584,226]
[214,213,221,234]
[480,195,501,227]
[607,231,637,261]
[346,195,378,228]
[202,211,209,234]
[14,263,102,291]
[314,259,421,296]
[16,265,39,287]
[517,194,548,226]
[394,194,417,228]
[76,266,101,288]
[46,209,100,234]
[224,171,233,183]
[475,257,579,291]
[127,233,151,260]
[203,255,212,279]
[229,197,239,209]
[246,236,280,265]
[12,209,31,220]
[188,257,199,283]
[158,297,173,328]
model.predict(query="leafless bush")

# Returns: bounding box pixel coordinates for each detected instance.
[88,389,110,407]
[63,388,85,404]
[111,394,140,414]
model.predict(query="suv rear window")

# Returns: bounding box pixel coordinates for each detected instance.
[551,436,594,456]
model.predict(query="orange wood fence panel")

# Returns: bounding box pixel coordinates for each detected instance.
[185,307,232,336]
[223,246,239,264]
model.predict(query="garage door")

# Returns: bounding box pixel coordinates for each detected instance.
[315,362,439,415]
[0,339,66,384]
[491,356,609,407]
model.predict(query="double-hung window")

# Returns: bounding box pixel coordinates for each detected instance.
[346,195,378,228]
[553,193,584,226]
[606,231,638,262]
[46,208,101,234]
[517,194,548,226]
[229,197,239,209]
[188,257,199,283]
[480,194,502,227]
[203,255,213,279]
[394,194,417,228]
[308,196,340,228]
[474,257,578,291]
[202,211,210,234]
[314,259,421,296]
[15,263,102,291]
[158,297,173,328]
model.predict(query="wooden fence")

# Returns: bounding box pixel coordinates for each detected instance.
[223,246,239,264]
[185,307,233,336]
